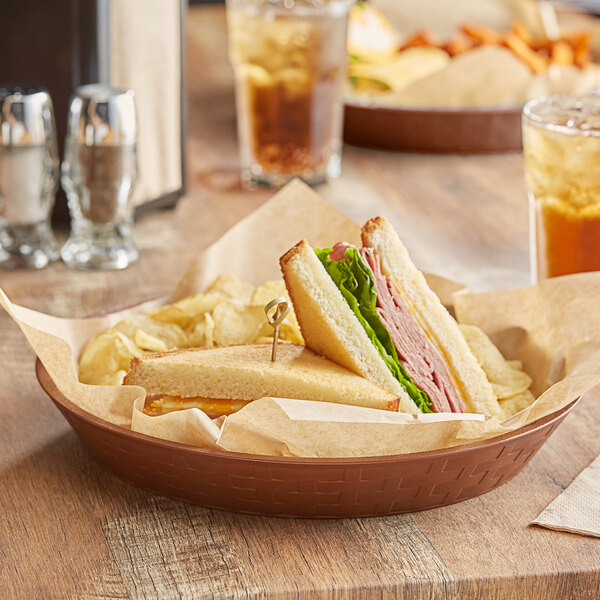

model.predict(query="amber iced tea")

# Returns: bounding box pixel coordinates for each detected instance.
[523,96,600,280]
[226,0,352,186]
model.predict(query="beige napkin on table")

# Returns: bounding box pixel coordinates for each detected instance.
[532,454,600,538]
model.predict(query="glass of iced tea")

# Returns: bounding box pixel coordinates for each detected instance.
[523,95,600,280]
[226,0,353,187]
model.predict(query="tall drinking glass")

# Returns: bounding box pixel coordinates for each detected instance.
[226,0,353,188]
[523,95,600,281]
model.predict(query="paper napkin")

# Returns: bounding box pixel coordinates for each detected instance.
[532,454,600,538]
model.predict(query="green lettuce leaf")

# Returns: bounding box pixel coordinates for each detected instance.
[316,247,432,413]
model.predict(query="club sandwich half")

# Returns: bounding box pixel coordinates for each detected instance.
[123,343,402,418]
[280,216,502,417]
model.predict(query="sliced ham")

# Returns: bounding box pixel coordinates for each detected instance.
[327,243,464,413]
[360,248,464,413]
[329,242,355,261]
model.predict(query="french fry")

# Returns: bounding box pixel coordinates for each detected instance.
[551,40,574,66]
[442,34,476,57]
[510,22,533,45]
[399,29,439,51]
[572,33,591,68]
[461,23,504,45]
[349,18,597,104]
[504,32,548,73]
[535,44,552,60]
[529,37,552,52]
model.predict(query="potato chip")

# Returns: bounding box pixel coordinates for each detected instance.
[113,315,186,348]
[250,281,304,343]
[110,370,128,386]
[280,320,304,344]
[206,275,255,304]
[134,329,168,353]
[188,320,206,347]
[507,359,523,371]
[79,275,303,384]
[79,331,143,386]
[172,293,224,316]
[149,293,225,333]
[252,325,302,345]
[500,390,536,419]
[204,312,215,347]
[460,324,532,399]
[212,302,270,346]
[149,305,193,330]
[250,280,287,306]
[491,379,532,400]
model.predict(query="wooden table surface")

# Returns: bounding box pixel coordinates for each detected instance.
[2,5,599,599]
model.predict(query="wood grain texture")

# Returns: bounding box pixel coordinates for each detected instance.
[1,4,599,599]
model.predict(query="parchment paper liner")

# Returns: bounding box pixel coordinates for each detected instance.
[2,180,599,457]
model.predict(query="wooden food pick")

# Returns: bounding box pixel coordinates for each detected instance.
[264,297,291,362]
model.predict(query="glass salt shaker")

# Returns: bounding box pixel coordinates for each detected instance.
[0,86,59,269]
[61,84,138,270]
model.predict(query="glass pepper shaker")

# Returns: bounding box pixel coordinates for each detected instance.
[61,84,138,270]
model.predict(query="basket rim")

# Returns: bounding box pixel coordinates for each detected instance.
[36,359,579,467]
[343,98,523,116]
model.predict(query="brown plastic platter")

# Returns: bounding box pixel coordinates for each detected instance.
[36,359,577,518]
[343,99,523,154]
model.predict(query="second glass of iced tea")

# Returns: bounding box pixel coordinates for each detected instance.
[523,95,600,280]
[226,0,353,187]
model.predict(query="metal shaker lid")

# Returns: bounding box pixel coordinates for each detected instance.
[0,85,57,147]
[66,84,137,146]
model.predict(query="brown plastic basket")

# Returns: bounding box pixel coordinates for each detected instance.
[343,101,523,154]
[36,360,577,518]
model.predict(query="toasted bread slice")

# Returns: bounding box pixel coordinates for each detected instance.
[123,343,401,412]
[280,242,420,414]
[361,216,502,417]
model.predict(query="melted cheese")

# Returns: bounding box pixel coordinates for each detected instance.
[144,395,251,418]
